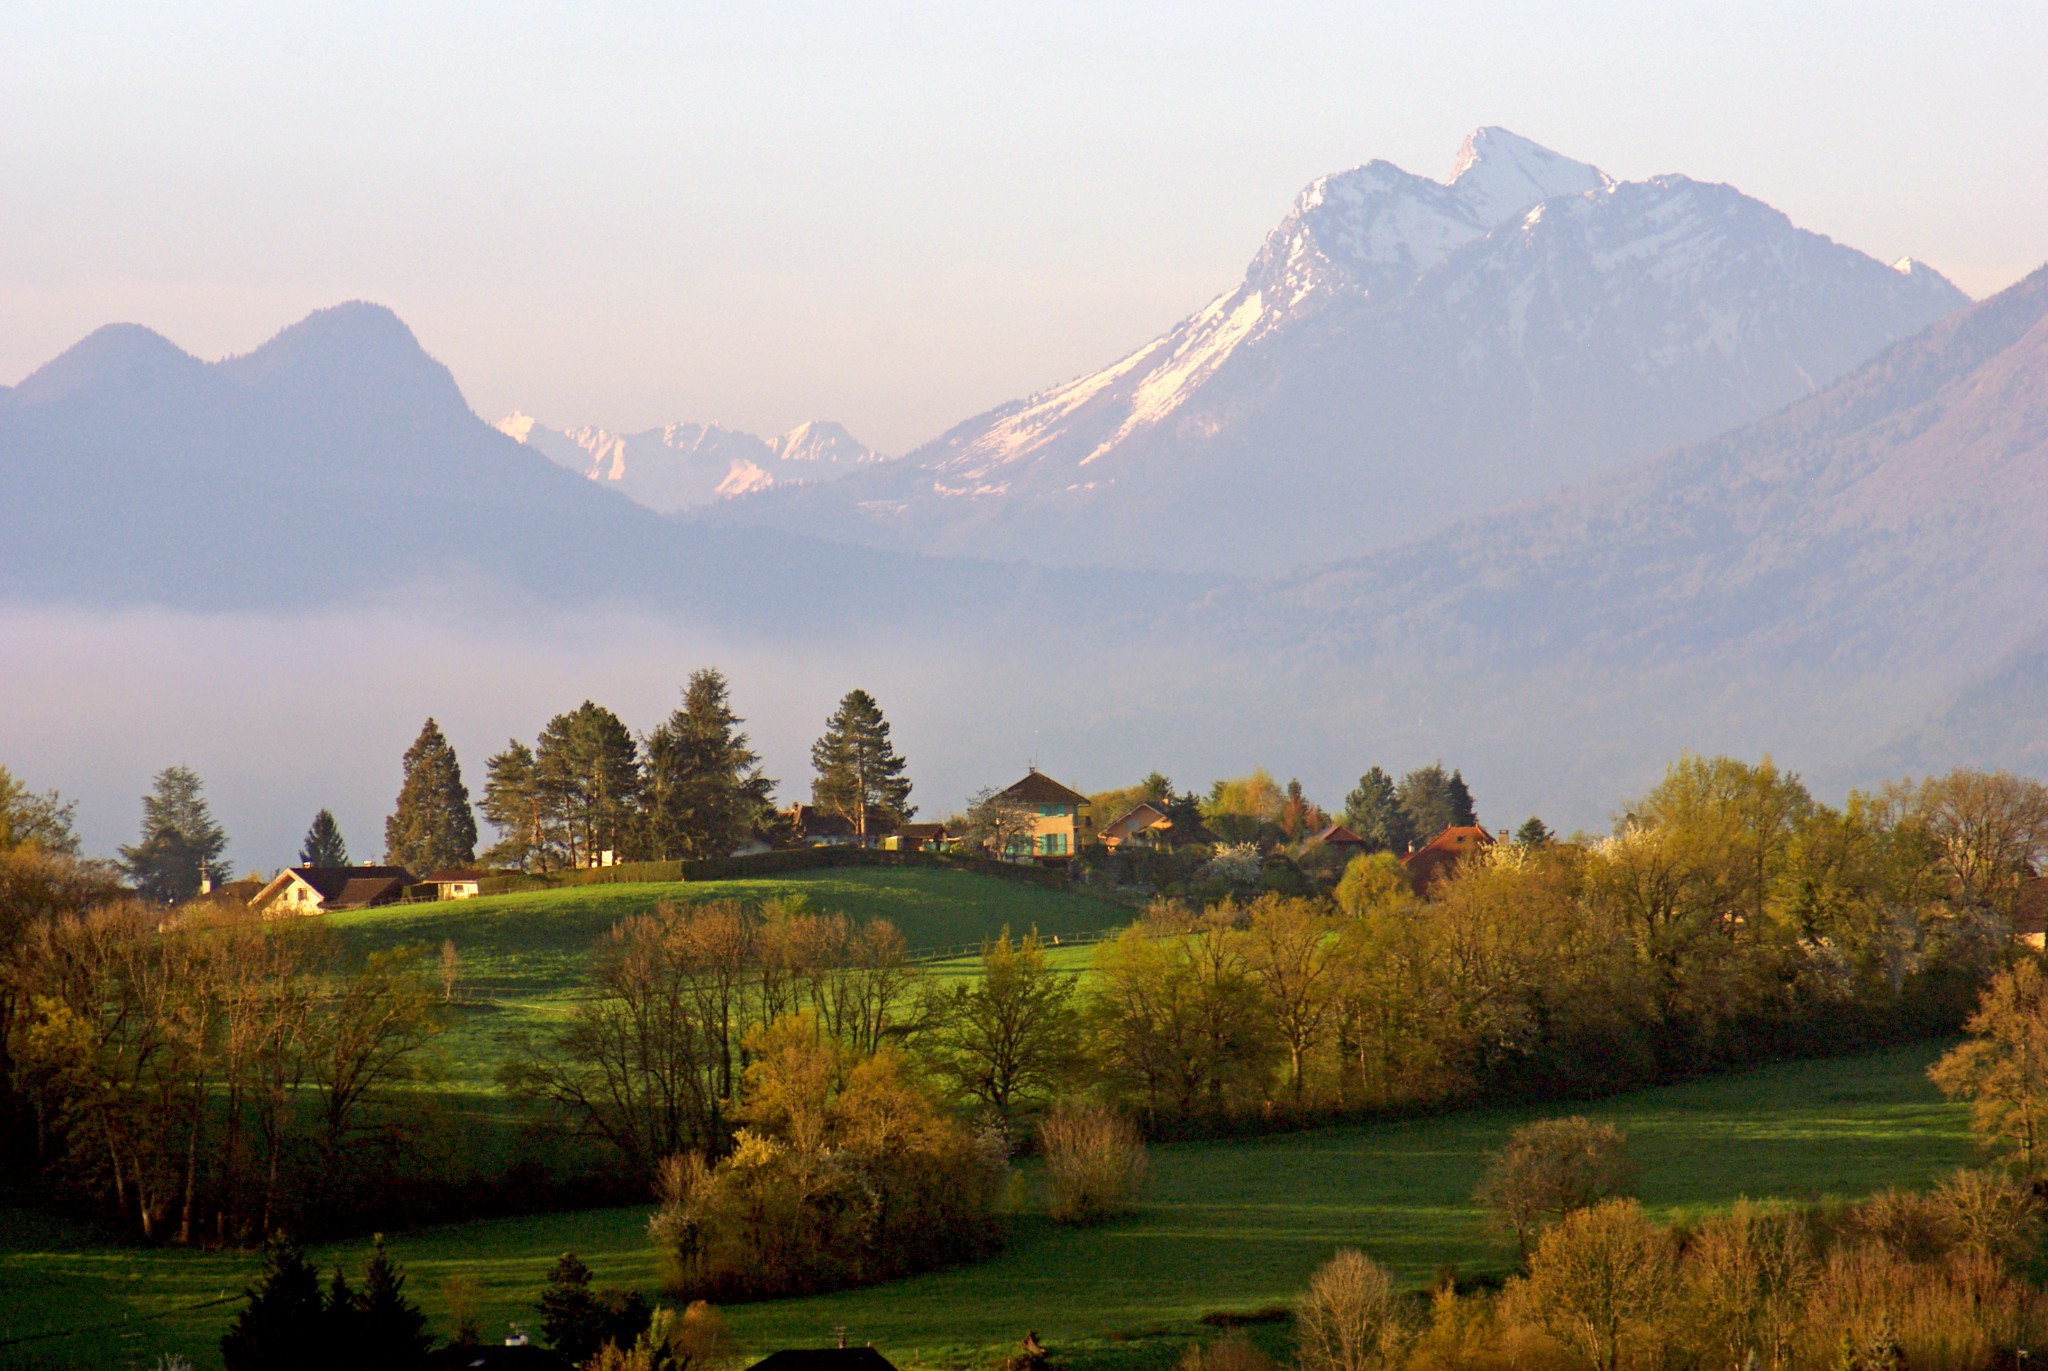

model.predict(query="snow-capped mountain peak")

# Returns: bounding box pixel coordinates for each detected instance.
[1447,126,1610,222]
[496,413,887,515]
[703,127,1972,575]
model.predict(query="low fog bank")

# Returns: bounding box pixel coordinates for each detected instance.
[2,593,1986,873]
[0,599,1263,871]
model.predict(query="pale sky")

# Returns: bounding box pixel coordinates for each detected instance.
[4,1,2045,454]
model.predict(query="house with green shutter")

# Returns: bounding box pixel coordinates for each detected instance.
[997,768,1090,863]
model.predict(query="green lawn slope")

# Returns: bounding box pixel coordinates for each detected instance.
[320,866,1129,1095]
[0,1043,1975,1371]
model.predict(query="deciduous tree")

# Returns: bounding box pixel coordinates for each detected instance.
[1930,960,2048,1173]
[920,930,1080,1117]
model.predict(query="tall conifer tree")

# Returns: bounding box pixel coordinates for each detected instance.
[810,688,913,838]
[119,764,229,902]
[1342,766,1412,854]
[220,1239,324,1371]
[533,702,643,866]
[644,668,776,860]
[299,808,350,866]
[480,739,545,871]
[384,718,477,873]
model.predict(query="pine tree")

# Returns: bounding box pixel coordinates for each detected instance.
[384,719,477,874]
[538,1251,601,1362]
[643,668,777,860]
[809,688,913,839]
[357,1238,432,1367]
[220,1238,324,1371]
[119,764,229,902]
[1514,815,1554,847]
[534,702,644,867]
[322,1264,361,1363]
[1447,768,1479,827]
[299,809,349,867]
[480,739,545,871]
[1397,763,1466,843]
[1281,777,1310,840]
[1342,766,1413,854]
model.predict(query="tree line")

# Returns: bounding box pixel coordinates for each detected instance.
[527,758,2048,1189]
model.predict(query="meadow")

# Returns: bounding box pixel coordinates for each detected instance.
[0,1042,1976,1371]
[320,865,1130,1094]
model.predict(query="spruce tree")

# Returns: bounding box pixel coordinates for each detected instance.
[533,702,643,867]
[220,1238,324,1371]
[1396,763,1465,843]
[538,1251,601,1362]
[322,1265,361,1362]
[383,719,477,874]
[1514,815,1554,847]
[1342,766,1413,854]
[643,668,777,860]
[1446,768,1478,827]
[809,688,913,839]
[357,1238,432,1367]
[119,764,229,902]
[299,809,350,866]
[480,739,544,871]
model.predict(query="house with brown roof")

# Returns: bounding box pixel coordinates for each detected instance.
[884,822,955,853]
[785,804,859,847]
[250,864,416,917]
[996,769,1090,862]
[421,866,490,900]
[1309,822,1372,853]
[1400,825,1493,893]
[1100,801,1171,851]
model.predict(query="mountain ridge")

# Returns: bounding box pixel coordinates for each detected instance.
[703,128,1969,576]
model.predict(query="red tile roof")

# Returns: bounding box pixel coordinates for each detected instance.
[1401,825,1493,892]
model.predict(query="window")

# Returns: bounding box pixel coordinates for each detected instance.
[1039,804,1066,817]
[1041,832,1068,856]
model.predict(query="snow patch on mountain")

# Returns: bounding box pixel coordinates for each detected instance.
[496,413,886,515]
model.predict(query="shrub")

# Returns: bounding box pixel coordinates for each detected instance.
[650,1025,1006,1300]
[1476,1117,1632,1261]
[1928,1166,2042,1267]
[1679,1201,1815,1371]
[539,1252,651,1365]
[1508,1198,1675,1371]
[1295,1249,1406,1371]
[1040,1102,1148,1224]
[1178,1331,1277,1371]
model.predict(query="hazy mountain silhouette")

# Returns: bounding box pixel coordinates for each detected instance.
[1177,263,2048,801]
[0,303,1179,631]
[704,128,1969,576]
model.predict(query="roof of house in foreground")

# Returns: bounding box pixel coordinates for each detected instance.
[998,769,1089,807]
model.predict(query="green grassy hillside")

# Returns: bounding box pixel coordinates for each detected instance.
[320,867,1129,1095]
[0,1043,1975,1371]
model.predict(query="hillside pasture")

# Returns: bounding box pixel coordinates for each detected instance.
[319,866,1129,1094]
[0,1042,1975,1371]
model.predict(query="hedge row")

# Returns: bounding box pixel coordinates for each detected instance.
[471,845,1071,898]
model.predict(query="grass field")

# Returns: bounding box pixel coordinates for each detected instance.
[0,1042,1978,1371]
[321,867,1130,1095]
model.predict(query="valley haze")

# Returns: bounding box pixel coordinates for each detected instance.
[3,128,2044,871]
